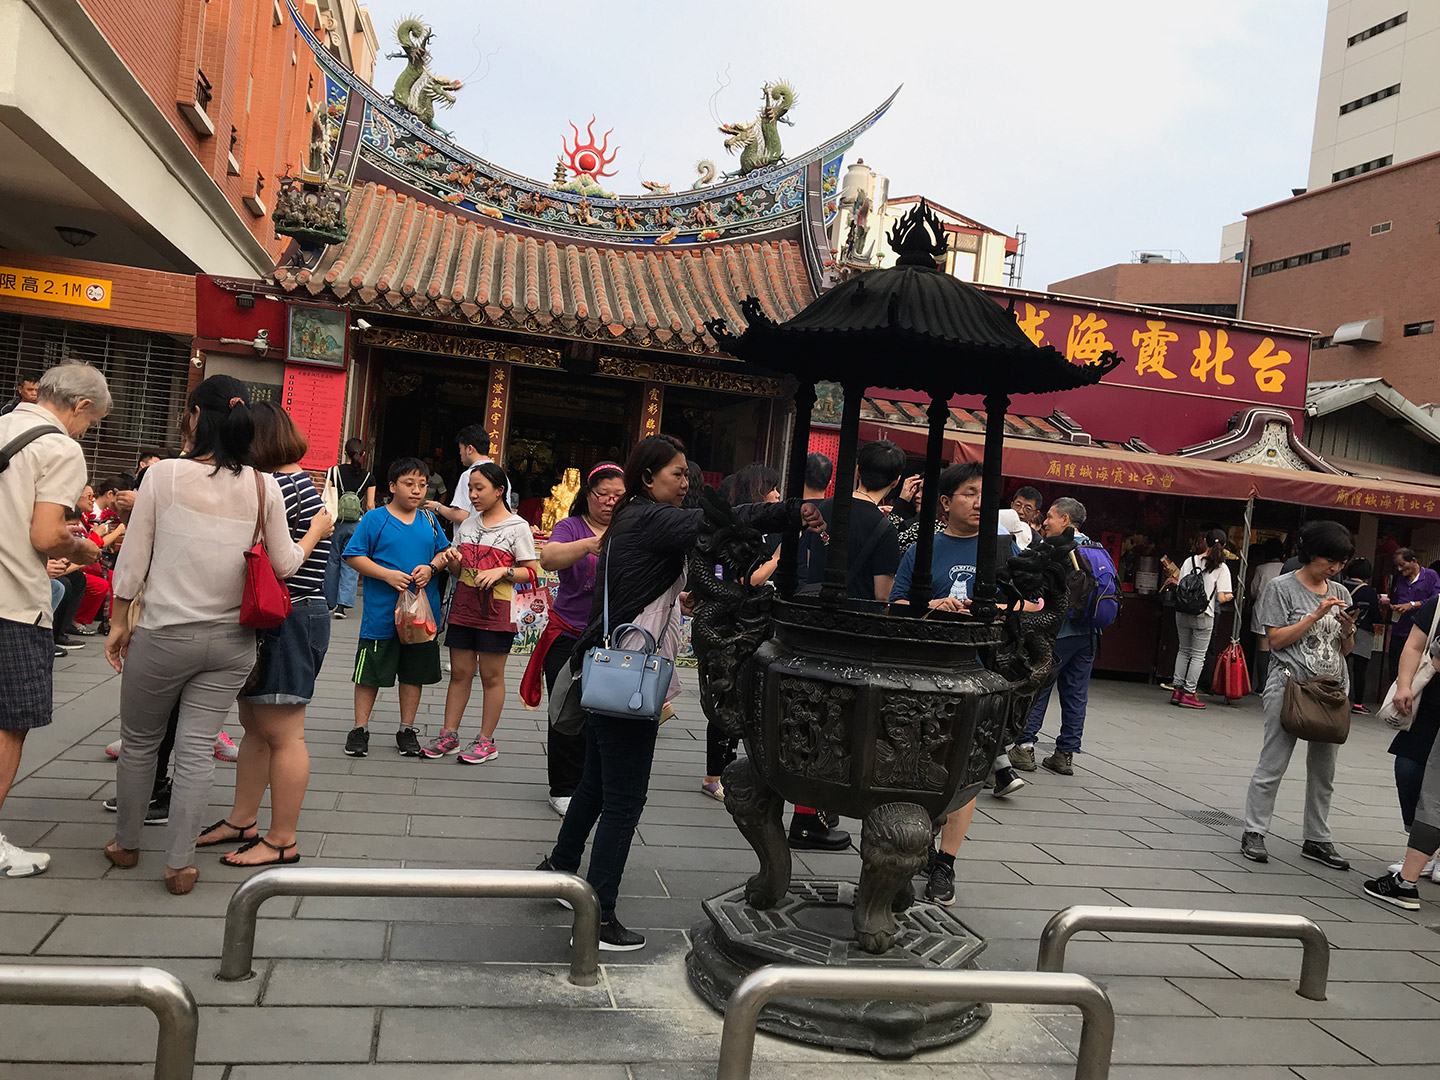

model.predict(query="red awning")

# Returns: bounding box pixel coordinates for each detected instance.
[858,420,1440,520]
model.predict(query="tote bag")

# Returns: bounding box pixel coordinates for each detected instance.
[240,468,293,629]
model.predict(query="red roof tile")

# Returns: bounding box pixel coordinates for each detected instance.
[274,184,815,353]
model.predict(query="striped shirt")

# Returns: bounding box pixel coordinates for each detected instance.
[274,471,329,599]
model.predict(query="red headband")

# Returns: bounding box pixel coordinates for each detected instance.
[588,464,617,481]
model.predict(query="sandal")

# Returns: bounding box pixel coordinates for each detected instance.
[221,837,300,867]
[196,819,257,848]
[701,780,725,802]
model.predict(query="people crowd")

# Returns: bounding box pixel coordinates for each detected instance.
[2,367,1439,941]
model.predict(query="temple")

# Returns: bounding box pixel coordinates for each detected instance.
[197,3,899,502]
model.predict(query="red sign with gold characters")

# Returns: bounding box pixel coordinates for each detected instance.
[283,364,347,472]
[487,362,511,459]
[991,288,1308,412]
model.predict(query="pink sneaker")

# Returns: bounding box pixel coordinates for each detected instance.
[421,730,462,758]
[457,736,498,765]
[214,732,239,762]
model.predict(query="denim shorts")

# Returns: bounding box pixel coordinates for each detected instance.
[239,596,332,705]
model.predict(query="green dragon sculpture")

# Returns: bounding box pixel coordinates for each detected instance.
[389,18,463,131]
[721,81,796,176]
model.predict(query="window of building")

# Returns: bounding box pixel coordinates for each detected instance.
[1403,321,1434,337]
[1250,243,1351,277]
[1348,12,1407,47]
[1340,83,1401,115]
[1371,221,1393,235]
[1332,155,1394,182]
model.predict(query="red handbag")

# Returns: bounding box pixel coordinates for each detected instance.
[240,468,293,629]
[1211,640,1252,701]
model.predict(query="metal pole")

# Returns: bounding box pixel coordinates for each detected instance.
[777,379,815,599]
[218,867,601,986]
[972,391,1011,621]
[716,965,1114,1080]
[0,963,198,1080]
[905,395,952,613]
[1037,904,1329,1001]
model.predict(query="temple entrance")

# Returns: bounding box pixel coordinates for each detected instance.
[662,386,775,484]
[506,366,635,512]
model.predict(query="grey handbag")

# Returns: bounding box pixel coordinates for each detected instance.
[580,557,675,721]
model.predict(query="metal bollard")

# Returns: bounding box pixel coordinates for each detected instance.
[0,963,198,1080]
[1037,904,1330,1001]
[217,866,601,986]
[716,965,1115,1080]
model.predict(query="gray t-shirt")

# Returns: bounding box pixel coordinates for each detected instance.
[1255,571,1353,688]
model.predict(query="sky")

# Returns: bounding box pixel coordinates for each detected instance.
[359,0,1326,288]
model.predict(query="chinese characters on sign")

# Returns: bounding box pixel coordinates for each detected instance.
[1045,458,1176,490]
[0,265,111,310]
[282,365,347,472]
[991,290,1307,408]
[640,382,664,441]
[486,361,511,461]
[1335,490,1438,515]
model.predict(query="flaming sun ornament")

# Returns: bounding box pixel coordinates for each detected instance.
[554,117,619,198]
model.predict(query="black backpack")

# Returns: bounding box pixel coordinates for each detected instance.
[1173,558,1212,616]
[0,427,60,474]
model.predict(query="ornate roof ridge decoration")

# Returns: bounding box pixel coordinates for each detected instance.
[275,181,816,356]
[709,202,1124,397]
[284,3,897,248]
[888,198,948,269]
[1178,408,1343,474]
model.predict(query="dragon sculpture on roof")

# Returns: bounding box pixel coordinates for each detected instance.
[389,18,463,132]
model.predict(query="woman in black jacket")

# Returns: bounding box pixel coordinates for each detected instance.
[540,435,816,951]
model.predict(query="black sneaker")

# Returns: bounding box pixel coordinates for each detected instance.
[1302,841,1350,871]
[1240,830,1269,863]
[343,726,370,757]
[596,917,646,952]
[395,727,422,757]
[1362,870,1420,911]
[924,859,956,906]
[56,635,85,648]
[915,842,938,880]
[788,813,851,851]
[101,780,171,824]
[332,607,348,620]
[992,766,1027,798]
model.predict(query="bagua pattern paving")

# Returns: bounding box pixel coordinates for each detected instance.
[3,609,1439,1078]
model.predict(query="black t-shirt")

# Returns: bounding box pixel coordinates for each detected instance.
[803,496,901,601]
[1390,595,1440,764]
[335,463,375,502]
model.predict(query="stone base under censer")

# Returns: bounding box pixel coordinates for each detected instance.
[685,880,991,1059]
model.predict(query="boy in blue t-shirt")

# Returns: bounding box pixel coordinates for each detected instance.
[342,457,457,758]
[888,461,1027,907]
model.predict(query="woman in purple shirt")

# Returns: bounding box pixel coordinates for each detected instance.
[1389,547,1440,685]
[522,463,624,817]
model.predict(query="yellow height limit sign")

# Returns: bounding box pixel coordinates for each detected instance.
[0,265,111,309]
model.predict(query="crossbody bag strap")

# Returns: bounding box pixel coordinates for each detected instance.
[600,545,611,647]
[250,467,267,547]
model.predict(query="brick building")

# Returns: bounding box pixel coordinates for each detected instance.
[0,0,372,476]
[1241,149,1440,407]
[1048,260,1241,318]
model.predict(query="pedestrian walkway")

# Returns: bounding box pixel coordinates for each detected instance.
[2,614,1438,1077]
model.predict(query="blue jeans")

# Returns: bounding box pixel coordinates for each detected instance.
[549,711,659,919]
[324,519,360,609]
[1022,633,1095,753]
[50,578,65,614]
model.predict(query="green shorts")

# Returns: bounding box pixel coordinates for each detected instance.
[353,637,442,688]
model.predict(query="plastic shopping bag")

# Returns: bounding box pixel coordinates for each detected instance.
[395,586,439,644]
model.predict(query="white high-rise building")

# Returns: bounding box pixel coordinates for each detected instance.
[1307,5,1440,190]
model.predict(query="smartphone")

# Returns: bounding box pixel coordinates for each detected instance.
[1344,604,1362,618]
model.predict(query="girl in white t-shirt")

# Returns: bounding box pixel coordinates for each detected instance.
[1168,528,1235,709]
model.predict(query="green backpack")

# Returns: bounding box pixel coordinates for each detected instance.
[335,468,369,523]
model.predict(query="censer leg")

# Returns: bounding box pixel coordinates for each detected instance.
[855,801,933,954]
[721,757,792,909]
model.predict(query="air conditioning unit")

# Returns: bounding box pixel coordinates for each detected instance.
[1138,252,1171,264]
[1333,317,1384,345]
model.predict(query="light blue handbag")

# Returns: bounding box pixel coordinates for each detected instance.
[580,558,675,721]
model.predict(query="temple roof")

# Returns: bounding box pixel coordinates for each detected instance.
[274,182,816,351]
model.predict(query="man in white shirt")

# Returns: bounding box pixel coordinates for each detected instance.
[429,424,512,524]
[0,361,109,877]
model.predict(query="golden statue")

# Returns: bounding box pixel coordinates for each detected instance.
[540,467,582,534]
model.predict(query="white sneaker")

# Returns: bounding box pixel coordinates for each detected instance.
[105,738,122,760]
[0,834,50,878]
[1387,857,1437,877]
[214,732,239,762]
[547,794,571,817]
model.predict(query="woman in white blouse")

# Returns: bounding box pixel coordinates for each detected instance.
[102,375,328,895]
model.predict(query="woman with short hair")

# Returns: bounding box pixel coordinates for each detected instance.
[1241,520,1356,870]
[196,402,334,866]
